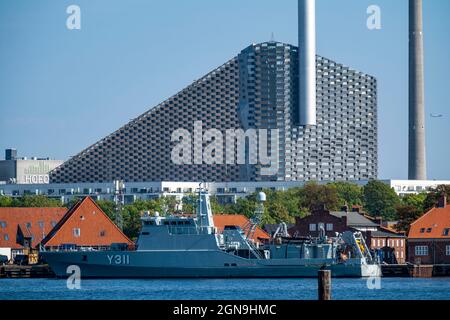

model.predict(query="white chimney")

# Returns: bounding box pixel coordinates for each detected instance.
[298,0,317,126]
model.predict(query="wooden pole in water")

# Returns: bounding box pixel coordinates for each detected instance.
[318,270,331,300]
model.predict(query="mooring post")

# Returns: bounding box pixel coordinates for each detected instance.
[318,270,331,300]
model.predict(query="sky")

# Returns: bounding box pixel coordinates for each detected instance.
[0,0,449,180]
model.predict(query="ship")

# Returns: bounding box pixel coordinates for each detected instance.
[41,189,381,278]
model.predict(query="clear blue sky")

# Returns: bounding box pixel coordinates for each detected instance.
[0,0,449,180]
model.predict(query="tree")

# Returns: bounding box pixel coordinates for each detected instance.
[363,180,400,220]
[266,202,294,224]
[298,182,339,212]
[330,182,363,207]
[395,205,424,233]
[14,195,62,208]
[423,185,450,211]
[401,193,427,213]
[0,196,13,207]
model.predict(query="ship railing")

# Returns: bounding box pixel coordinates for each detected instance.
[42,245,136,252]
[167,226,215,235]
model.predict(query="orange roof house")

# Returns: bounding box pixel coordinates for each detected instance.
[0,207,67,250]
[41,197,132,248]
[407,195,450,265]
[213,214,270,243]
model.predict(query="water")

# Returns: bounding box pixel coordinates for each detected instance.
[0,278,449,300]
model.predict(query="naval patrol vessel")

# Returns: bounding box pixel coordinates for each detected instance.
[41,189,381,278]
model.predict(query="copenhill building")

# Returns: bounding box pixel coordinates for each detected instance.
[50,1,378,184]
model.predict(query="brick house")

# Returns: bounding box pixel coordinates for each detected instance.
[0,207,67,260]
[287,207,406,264]
[367,228,406,264]
[287,207,379,238]
[407,196,450,265]
[41,197,133,249]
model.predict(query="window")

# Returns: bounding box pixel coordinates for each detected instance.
[415,246,428,256]
[309,224,316,232]
[326,223,333,231]
[446,246,450,256]
[0,221,6,228]
[4,234,8,241]
[420,228,425,233]
[51,221,57,227]
[100,230,106,237]
[73,228,81,237]
[26,222,32,229]
[39,221,44,229]
[426,228,432,233]
[443,228,450,236]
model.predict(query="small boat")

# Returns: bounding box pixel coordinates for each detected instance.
[41,189,381,278]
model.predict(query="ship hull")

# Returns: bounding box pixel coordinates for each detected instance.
[41,250,381,279]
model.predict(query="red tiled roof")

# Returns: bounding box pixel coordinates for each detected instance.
[0,207,67,249]
[41,197,133,247]
[408,204,450,239]
[213,215,271,242]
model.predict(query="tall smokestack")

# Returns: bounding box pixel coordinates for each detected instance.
[408,0,427,180]
[298,0,316,126]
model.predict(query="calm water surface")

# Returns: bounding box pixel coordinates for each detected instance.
[0,278,449,300]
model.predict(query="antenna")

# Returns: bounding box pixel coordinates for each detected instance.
[270,32,275,42]
[114,180,125,230]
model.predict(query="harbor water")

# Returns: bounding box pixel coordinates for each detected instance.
[0,278,449,300]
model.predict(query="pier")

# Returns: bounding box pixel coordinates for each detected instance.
[381,264,450,278]
[0,265,55,279]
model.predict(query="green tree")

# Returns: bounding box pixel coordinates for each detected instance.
[298,182,339,211]
[400,193,427,213]
[14,195,62,207]
[395,205,424,233]
[266,202,294,224]
[330,182,363,207]
[363,180,400,220]
[423,185,450,211]
[0,196,13,207]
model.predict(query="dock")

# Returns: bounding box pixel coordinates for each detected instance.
[382,264,450,278]
[0,265,55,279]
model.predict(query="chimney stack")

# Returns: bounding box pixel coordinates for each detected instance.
[298,0,317,126]
[408,0,427,180]
[437,194,447,208]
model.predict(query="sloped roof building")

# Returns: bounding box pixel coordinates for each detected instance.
[41,197,132,248]
[49,42,377,184]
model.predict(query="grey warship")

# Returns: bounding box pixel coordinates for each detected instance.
[41,189,381,278]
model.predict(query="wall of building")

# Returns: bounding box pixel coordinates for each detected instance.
[407,239,450,265]
[0,160,15,183]
[369,236,406,264]
[288,209,350,238]
[0,159,63,184]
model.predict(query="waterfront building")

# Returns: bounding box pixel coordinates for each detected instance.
[41,197,132,250]
[0,207,67,260]
[286,207,406,264]
[367,228,406,264]
[407,195,450,265]
[287,207,379,238]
